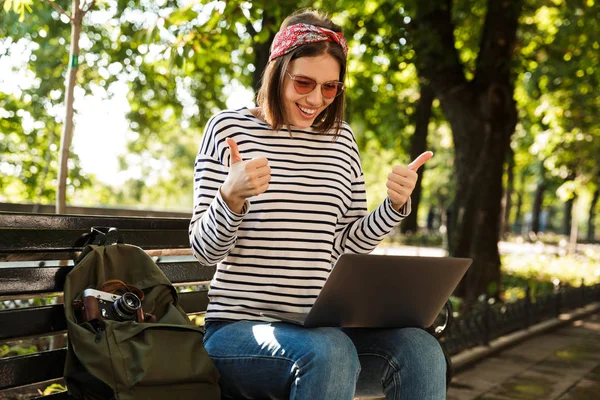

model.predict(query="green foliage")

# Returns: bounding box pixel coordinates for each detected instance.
[384,231,444,247]
[1,296,60,312]
[0,343,37,358]
[511,0,600,225]
[2,0,32,22]
[188,313,206,327]
[501,273,555,302]
[40,383,67,395]
[451,0,487,81]
[0,0,94,204]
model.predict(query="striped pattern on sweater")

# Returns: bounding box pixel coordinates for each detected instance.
[189,108,408,322]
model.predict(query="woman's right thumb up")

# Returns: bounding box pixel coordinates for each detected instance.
[226,137,243,165]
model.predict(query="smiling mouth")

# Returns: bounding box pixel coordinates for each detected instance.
[296,103,318,117]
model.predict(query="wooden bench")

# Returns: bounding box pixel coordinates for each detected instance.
[0,211,451,399]
[0,211,215,399]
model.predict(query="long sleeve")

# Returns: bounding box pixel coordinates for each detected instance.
[332,162,410,260]
[189,116,249,266]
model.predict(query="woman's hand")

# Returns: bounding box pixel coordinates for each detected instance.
[386,151,433,211]
[220,138,271,213]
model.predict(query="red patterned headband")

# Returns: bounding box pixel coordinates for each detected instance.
[269,23,349,62]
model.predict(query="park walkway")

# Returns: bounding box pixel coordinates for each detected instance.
[447,313,600,400]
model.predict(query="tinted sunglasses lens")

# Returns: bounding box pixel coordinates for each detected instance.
[293,77,317,94]
[322,82,343,99]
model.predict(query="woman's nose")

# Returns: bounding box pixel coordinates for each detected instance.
[305,85,324,105]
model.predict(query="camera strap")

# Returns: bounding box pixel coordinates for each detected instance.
[99,279,145,300]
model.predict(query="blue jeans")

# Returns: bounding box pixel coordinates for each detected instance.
[204,320,446,399]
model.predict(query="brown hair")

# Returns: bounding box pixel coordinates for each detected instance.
[256,10,347,136]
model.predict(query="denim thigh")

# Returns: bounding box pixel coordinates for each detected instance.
[344,327,447,400]
[204,320,360,400]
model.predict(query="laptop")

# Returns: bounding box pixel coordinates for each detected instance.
[261,253,472,328]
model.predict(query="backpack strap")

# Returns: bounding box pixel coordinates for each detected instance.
[72,227,125,262]
[89,227,124,245]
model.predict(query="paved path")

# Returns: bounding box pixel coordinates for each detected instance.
[448,313,600,400]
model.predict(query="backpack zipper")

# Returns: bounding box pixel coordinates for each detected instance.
[90,319,107,343]
[91,320,120,399]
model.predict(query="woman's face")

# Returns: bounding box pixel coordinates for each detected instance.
[282,54,341,129]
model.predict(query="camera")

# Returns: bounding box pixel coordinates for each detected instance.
[80,288,143,322]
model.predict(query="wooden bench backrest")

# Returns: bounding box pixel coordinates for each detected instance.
[0,212,213,398]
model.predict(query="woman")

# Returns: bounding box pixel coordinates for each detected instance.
[189,9,445,400]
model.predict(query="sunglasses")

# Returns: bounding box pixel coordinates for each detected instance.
[286,72,345,99]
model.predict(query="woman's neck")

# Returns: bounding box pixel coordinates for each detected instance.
[249,107,267,123]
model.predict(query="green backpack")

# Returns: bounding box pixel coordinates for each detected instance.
[63,238,220,400]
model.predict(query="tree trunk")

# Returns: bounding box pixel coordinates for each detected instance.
[568,194,578,254]
[426,207,436,230]
[401,83,434,233]
[531,176,546,235]
[500,147,514,239]
[546,206,555,232]
[411,0,523,302]
[562,198,574,236]
[563,196,574,236]
[588,188,599,242]
[56,0,82,214]
[514,193,523,234]
[513,172,525,234]
[449,95,513,301]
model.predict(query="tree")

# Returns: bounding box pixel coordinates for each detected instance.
[500,147,515,238]
[1,1,96,206]
[517,0,600,244]
[588,183,599,242]
[404,0,524,301]
[54,0,97,214]
[4,0,97,213]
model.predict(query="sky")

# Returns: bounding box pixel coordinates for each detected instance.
[70,80,254,185]
[72,82,131,184]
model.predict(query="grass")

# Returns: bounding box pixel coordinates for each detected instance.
[502,248,600,287]
[383,232,600,303]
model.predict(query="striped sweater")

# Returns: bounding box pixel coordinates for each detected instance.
[189,108,409,322]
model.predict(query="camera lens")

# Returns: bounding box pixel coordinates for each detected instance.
[112,292,142,321]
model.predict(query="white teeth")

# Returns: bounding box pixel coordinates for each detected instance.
[298,105,316,115]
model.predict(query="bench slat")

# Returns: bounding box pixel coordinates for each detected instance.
[0,349,65,390]
[0,305,65,342]
[178,291,210,314]
[0,213,190,230]
[33,392,72,399]
[0,266,72,297]
[0,213,192,256]
[159,262,216,284]
[0,230,190,254]
[0,262,215,296]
